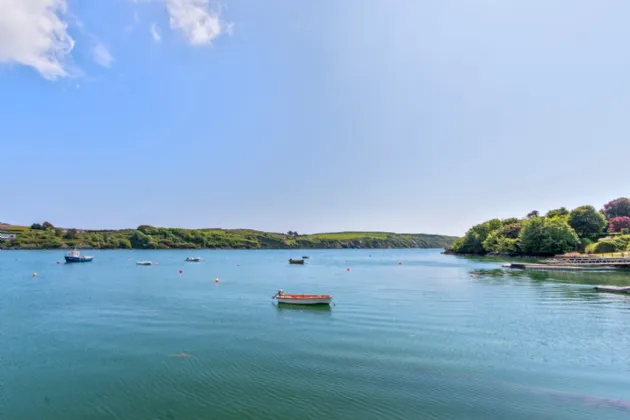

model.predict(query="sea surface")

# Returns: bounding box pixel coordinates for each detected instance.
[2,249,630,420]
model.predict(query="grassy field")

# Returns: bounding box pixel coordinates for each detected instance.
[0,224,458,250]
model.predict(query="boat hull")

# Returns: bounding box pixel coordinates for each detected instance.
[289,259,305,265]
[276,293,332,305]
[277,297,331,305]
[65,256,93,263]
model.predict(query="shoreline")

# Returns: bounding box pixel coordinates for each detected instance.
[1,246,450,251]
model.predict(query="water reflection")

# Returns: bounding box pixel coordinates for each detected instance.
[472,268,630,286]
[274,303,332,314]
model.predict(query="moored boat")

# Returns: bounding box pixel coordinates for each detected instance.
[136,261,153,266]
[289,259,305,265]
[64,249,93,263]
[185,257,201,262]
[302,256,310,259]
[273,289,332,305]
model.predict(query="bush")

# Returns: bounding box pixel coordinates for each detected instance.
[568,205,607,238]
[519,217,579,255]
[579,237,593,251]
[586,241,617,253]
[452,219,502,254]
[603,197,630,219]
[586,235,630,254]
[608,217,630,233]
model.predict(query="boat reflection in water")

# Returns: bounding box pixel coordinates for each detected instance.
[274,303,332,314]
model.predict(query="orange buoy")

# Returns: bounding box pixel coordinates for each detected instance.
[33,273,37,277]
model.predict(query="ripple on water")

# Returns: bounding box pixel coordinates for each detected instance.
[2,250,630,420]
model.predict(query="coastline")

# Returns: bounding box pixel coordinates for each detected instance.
[0,226,458,251]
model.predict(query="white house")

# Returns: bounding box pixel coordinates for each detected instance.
[0,233,17,240]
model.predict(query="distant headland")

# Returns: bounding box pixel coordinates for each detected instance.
[0,223,457,250]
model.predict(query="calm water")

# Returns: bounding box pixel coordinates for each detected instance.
[2,249,630,420]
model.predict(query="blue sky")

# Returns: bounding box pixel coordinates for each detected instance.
[1,0,629,236]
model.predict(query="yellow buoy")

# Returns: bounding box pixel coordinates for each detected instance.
[33,273,37,277]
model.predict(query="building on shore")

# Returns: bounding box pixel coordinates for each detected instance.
[0,232,17,241]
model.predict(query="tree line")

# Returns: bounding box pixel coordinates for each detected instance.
[449,197,630,256]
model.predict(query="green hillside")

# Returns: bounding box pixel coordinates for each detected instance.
[0,223,457,250]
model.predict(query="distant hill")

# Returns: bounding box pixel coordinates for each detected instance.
[0,224,458,250]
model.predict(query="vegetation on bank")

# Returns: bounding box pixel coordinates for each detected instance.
[448,197,630,256]
[0,223,457,250]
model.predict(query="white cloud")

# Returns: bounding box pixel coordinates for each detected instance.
[166,0,225,45]
[92,43,113,67]
[151,23,162,42]
[0,0,75,79]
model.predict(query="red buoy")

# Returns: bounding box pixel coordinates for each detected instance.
[346,268,350,271]
[179,269,183,274]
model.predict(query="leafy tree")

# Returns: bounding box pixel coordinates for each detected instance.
[497,221,523,239]
[586,235,630,253]
[137,225,159,235]
[519,217,579,255]
[568,205,607,237]
[602,197,630,219]
[64,228,79,239]
[287,231,294,236]
[526,210,540,219]
[130,230,154,248]
[608,216,630,233]
[482,232,519,254]
[42,221,54,230]
[454,219,502,254]
[546,207,569,218]
[30,223,42,230]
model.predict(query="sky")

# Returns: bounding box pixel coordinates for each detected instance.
[1,0,629,236]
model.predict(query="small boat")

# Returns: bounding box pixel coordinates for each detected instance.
[302,256,310,259]
[289,259,305,265]
[273,289,332,305]
[185,257,201,262]
[64,249,93,263]
[136,261,152,266]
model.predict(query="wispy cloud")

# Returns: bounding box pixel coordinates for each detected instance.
[92,43,114,68]
[166,0,227,45]
[151,23,162,42]
[0,0,75,79]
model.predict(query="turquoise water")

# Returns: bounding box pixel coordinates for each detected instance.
[2,249,630,419]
